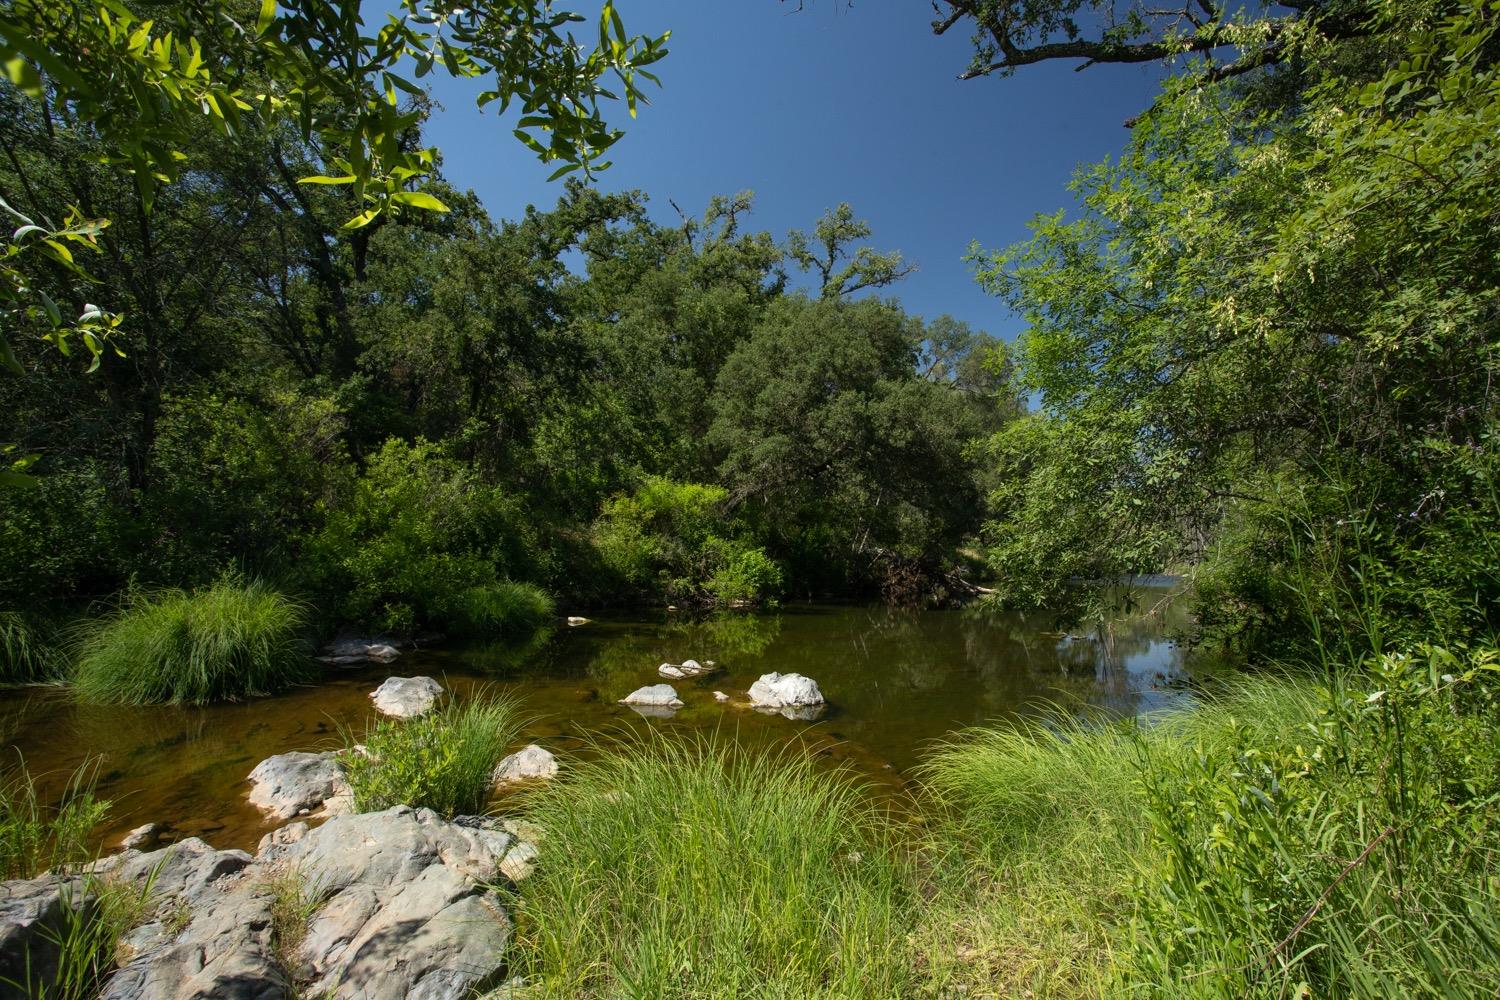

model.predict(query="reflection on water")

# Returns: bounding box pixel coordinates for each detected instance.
[0,587,1219,852]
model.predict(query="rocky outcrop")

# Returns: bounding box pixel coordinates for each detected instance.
[369,675,444,719]
[492,744,559,787]
[246,751,352,821]
[748,672,827,720]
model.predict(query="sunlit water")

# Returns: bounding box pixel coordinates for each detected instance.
[1,589,1218,851]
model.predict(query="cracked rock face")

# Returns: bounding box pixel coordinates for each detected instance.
[369,675,444,719]
[246,751,353,821]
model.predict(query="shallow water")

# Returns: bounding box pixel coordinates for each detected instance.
[1,591,1213,852]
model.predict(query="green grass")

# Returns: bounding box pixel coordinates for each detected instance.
[0,613,63,685]
[454,582,556,637]
[340,695,524,817]
[71,577,313,704]
[510,736,917,1000]
[0,758,110,881]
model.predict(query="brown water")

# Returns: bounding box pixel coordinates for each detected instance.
[0,591,1213,852]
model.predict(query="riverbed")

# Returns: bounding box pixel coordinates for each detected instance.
[1,592,1212,851]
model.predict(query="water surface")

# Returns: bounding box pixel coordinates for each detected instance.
[1,592,1208,851]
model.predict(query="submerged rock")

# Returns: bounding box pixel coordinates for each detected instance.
[245,751,352,821]
[748,672,826,719]
[369,675,444,718]
[713,691,730,703]
[619,684,684,716]
[658,658,717,680]
[492,744,559,787]
[317,636,402,666]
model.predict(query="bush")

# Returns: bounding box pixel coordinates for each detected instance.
[591,477,782,607]
[512,737,916,999]
[72,578,313,704]
[304,438,550,634]
[340,696,523,817]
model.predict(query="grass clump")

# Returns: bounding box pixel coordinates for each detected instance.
[511,737,916,1000]
[0,613,63,685]
[0,759,109,880]
[454,581,555,638]
[341,695,523,817]
[71,577,312,705]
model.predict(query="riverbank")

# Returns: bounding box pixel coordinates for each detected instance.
[3,641,1494,998]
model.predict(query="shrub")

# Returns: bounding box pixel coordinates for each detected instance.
[304,438,550,634]
[591,478,783,607]
[340,695,523,817]
[0,759,109,880]
[72,578,313,704]
[512,737,916,999]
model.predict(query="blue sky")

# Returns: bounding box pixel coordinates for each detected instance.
[417,2,1167,340]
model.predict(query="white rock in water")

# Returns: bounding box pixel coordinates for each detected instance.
[658,663,687,680]
[317,637,401,666]
[369,675,443,718]
[493,744,560,787]
[566,616,590,626]
[748,672,825,708]
[713,691,729,703]
[619,684,684,708]
[659,659,715,680]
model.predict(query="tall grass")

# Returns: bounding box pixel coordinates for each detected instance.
[340,694,523,816]
[511,737,917,1000]
[71,577,312,704]
[453,581,556,637]
[0,758,110,880]
[0,613,62,685]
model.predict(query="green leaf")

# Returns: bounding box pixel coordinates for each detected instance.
[297,174,357,186]
[389,190,449,212]
[257,0,277,34]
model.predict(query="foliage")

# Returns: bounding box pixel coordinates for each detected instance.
[71,577,313,704]
[512,737,916,999]
[0,0,668,366]
[340,695,523,817]
[710,296,1002,598]
[590,477,782,607]
[972,0,1500,645]
[303,438,549,634]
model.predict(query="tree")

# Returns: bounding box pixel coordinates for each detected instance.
[0,0,668,368]
[970,0,1500,644]
[926,0,1402,85]
[786,203,913,300]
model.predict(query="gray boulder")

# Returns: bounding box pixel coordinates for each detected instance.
[0,871,93,991]
[619,684,683,708]
[492,745,559,787]
[246,751,352,821]
[369,675,444,719]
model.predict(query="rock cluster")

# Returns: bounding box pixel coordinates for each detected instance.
[316,637,402,667]
[0,807,537,1000]
[657,658,717,680]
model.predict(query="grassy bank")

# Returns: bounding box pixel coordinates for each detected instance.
[510,651,1500,999]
